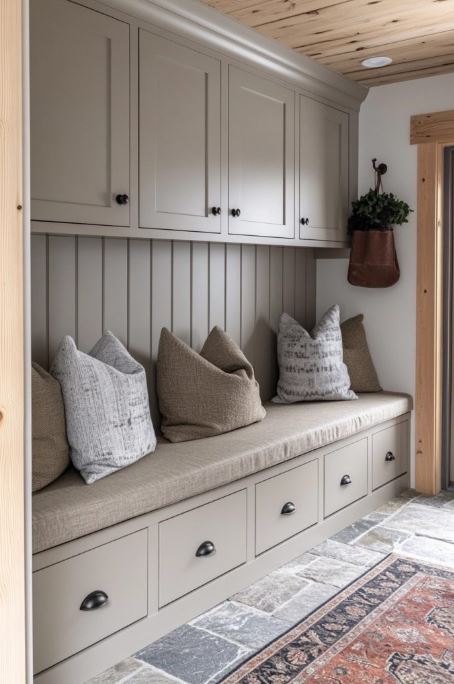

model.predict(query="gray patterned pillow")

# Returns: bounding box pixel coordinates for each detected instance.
[273,305,357,403]
[51,332,156,484]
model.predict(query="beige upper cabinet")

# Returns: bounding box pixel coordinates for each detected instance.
[228,67,295,239]
[139,31,221,233]
[298,95,349,243]
[30,0,130,226]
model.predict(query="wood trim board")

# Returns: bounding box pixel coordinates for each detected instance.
[0,0,27,680]
[411,110,454,494]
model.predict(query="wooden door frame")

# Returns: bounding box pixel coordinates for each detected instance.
[411,110,454,494]
[0,0,27,681]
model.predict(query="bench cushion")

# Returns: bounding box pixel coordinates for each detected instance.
[32,392,412,554]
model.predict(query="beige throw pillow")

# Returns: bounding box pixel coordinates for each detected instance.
[157,327,266,442]
[341,314,382,393]
[32,363,70,492]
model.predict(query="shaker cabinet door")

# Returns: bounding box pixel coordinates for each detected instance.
[228,67,295,239]
[298,96,349,243]
[139,31,221,233]
[31,0,130,226]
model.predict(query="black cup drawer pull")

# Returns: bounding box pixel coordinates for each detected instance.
[340,474,352,486]
[196,541,216,558]
[385,451,396,462]
[281,501,296,515]
[80,590,109,611]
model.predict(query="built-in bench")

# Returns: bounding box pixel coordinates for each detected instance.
[33,392,412,684]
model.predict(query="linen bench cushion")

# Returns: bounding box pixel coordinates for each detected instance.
[32,392,412,554]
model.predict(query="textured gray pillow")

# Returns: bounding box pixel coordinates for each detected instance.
[51,332,156,484]
[274,305,357,403]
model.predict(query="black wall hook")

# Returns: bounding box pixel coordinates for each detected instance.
[372,158,388,193]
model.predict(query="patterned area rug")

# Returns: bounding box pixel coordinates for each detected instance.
[222,555,454,683]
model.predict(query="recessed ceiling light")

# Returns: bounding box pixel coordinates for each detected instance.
[361,56,393,69]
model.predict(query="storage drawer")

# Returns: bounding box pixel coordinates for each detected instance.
[255,459,318,555]
[33,529,148,674]
[159,490,247,607]
[324,438,368,517]
[372,421,408,490]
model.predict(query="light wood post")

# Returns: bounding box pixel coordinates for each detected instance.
[411,111,454,494]
[0,0,26,680]
[415,143,443,494]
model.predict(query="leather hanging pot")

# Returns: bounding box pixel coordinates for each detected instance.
[348,228,400,288]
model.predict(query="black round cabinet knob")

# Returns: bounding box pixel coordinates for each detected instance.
[231,208,241,217]
[385,451,396,462]
[116,194,129,205]
[340,474,352,486]
[300,217,309,225]
[211,206,221,216]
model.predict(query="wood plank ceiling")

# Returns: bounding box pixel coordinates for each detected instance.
[200,0,454,86]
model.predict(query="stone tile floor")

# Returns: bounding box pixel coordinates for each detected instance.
[89,488,454,684]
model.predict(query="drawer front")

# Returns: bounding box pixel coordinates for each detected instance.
[159,490,247,607]
[324,438,368,517]
[33,529,148,674]
[372,421,408,490]
[255,459,318,555]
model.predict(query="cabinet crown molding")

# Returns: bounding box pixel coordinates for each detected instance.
[98,0,367,111]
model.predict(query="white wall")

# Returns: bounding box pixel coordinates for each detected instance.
[317,72,454,485]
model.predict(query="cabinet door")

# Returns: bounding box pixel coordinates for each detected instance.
[30,0,130,226]
[298,96,349,242]
[228,67,294,239]
[139,31,221,233]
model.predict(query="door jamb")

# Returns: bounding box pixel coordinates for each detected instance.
[411,111,454,494]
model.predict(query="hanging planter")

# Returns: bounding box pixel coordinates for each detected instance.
[347,160,412,288]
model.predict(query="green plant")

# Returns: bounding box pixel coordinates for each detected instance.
[348,189,412,232]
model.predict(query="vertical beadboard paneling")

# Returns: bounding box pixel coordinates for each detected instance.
[172,242,191,344]
[48,235,76,362]
[191,242,209,351]
[209,243,225,330]
[269,247,283,395]
[77,237,103,352]
[103,238,128,345]
[128,239,151,374]
[31,237,316,403]
[294,248,307,325]
[255,246,272,400]
[225,244,241,345]
[305,248,317,330]
[241,244,256,366]
[270,247,283,332]
[30,235,48,368]
[150,240,172,425]
[283,247,296,318]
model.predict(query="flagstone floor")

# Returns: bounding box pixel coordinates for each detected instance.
[89,488,454,684]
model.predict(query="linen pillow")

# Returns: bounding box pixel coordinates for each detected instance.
[341,314,382,393]
[51,332,156,484]
[157,326,266,442]
[274,305,357,403]
[32,363,70,492]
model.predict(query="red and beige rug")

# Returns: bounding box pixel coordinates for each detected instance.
[223,555,454,683]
